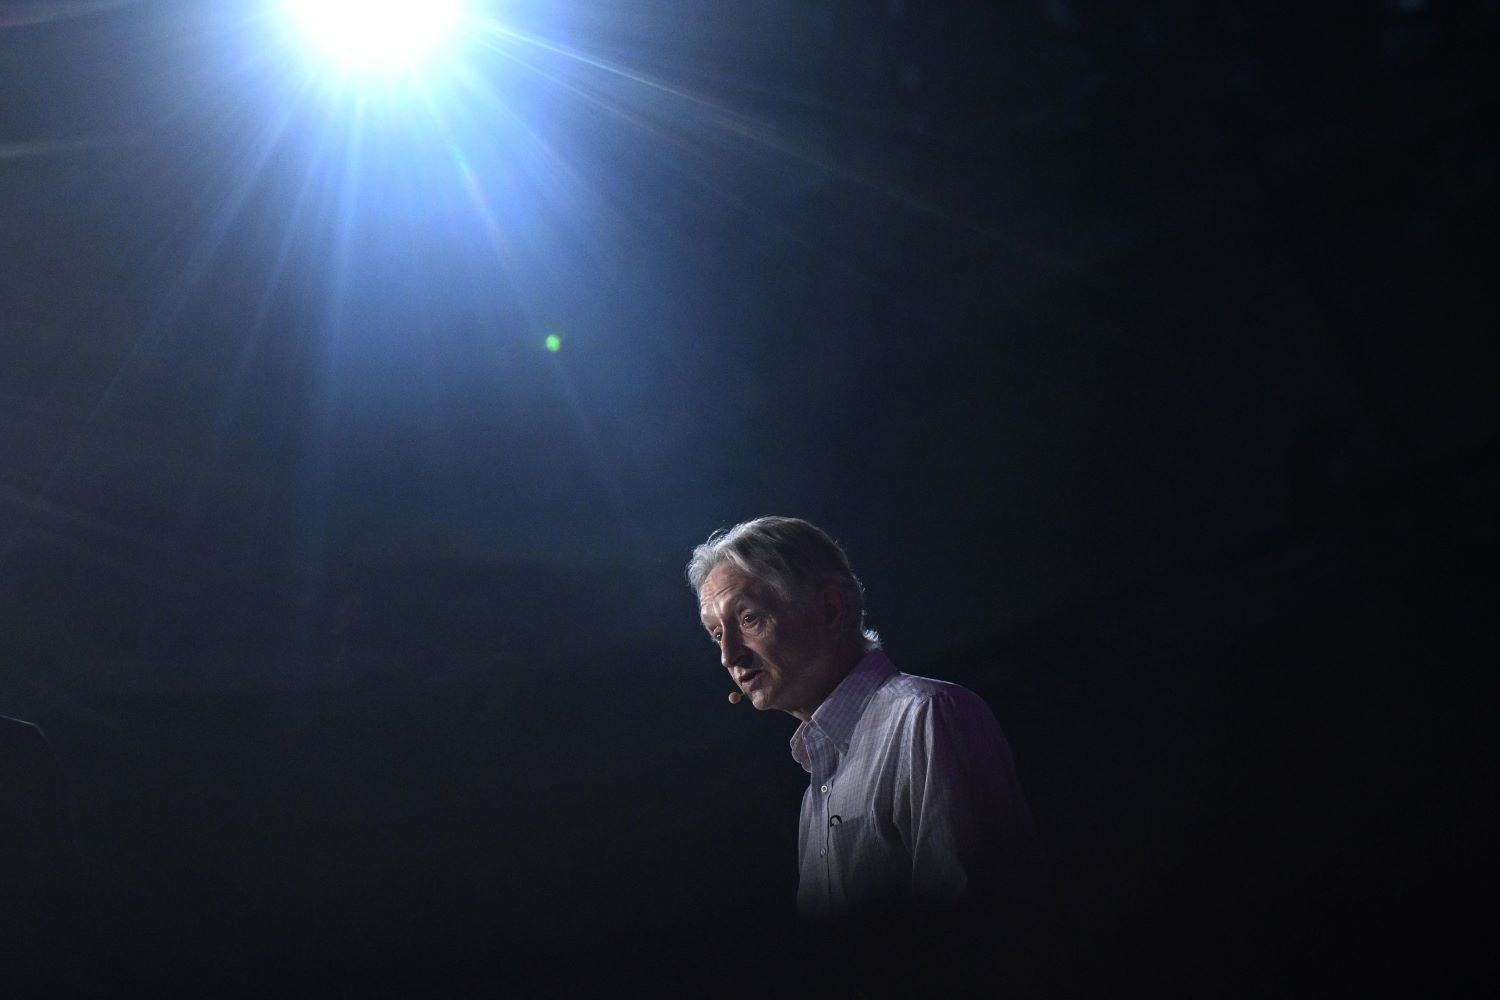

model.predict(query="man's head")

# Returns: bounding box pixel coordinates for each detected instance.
[689,517,879,721]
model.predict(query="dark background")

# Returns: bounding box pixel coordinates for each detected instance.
[2,1,1496,995]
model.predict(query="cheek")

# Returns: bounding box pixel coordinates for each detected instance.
[757,639,789,672]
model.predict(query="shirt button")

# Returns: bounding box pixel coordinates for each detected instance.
[830,815,842,827]
[818,848,827,857]
[820,784,829,794]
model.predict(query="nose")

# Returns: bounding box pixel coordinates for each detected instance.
[719,629,752,672]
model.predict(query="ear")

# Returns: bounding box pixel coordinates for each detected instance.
[817,583,847,634]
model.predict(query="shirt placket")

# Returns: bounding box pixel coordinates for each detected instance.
[809,730,842,903]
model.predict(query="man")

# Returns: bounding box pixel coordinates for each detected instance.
[688,516,1045,928]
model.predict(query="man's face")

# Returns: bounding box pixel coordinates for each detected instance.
[698,562,831,722]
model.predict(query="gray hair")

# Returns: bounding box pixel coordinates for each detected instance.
[687,516,881,650]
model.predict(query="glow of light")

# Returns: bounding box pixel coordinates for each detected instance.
[545,334,562,352]
[281,0,466,74]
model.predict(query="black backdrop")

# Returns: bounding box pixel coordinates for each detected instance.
[2,2,1496,995]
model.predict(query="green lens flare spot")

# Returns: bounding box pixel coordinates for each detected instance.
[545,334,562,352]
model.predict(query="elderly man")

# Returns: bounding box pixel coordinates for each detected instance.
[689,516,1044,926]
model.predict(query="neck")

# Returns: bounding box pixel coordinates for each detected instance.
[789,640,868,723]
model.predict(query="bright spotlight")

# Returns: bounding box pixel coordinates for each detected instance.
[282,0,466,75]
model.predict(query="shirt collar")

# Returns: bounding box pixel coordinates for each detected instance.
[789,648,897,770]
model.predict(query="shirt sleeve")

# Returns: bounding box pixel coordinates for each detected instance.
[903,688,1042,913]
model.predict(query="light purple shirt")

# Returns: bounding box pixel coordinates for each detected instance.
[791,649,1041,917]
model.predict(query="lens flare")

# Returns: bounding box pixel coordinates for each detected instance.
[282,0,465,74]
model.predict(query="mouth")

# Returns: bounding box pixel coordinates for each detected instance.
[738,670,764,690]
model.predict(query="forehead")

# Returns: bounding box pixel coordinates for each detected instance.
[698,563,775,620]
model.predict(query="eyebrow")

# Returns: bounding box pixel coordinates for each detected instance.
[700,595,753,630]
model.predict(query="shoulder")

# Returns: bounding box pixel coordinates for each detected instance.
[873,671,985,706]
[870,672,998,729]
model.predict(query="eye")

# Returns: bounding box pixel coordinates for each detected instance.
[741,612,760,628]
[708,631,722,644]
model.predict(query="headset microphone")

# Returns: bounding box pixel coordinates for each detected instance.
[727,690,743,705]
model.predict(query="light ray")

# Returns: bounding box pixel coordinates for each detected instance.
[0,0,132,30]
[0,135,139,161]
[460,15,1105,290]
